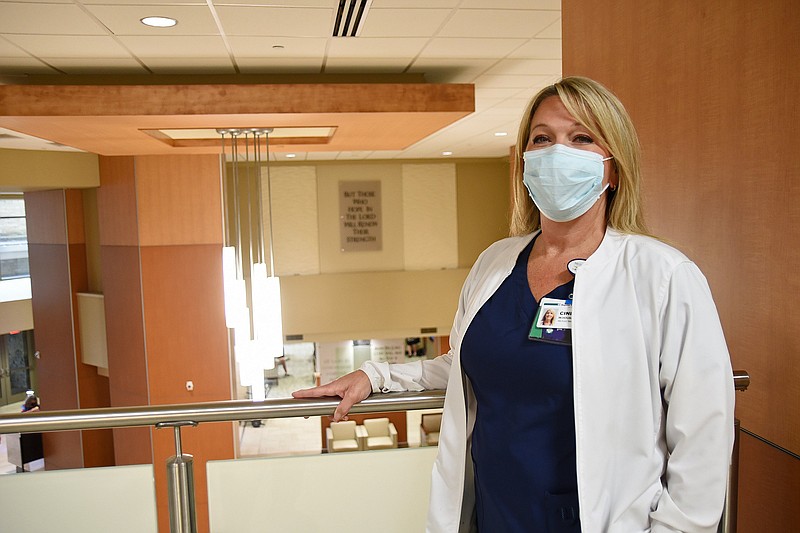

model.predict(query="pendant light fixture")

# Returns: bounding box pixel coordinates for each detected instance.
[218,128,283,401]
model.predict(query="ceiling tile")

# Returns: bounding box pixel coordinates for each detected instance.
[438,9,560,39]
[4,35,133,58]
[459,0,560,9]
[324,56,409,73]
[0,57,58,75]
[359,8,452,38]
[419,38,526,59]
[143,56,235,74]
[483,58,562,76]
[85,5,220,36]
[0,3,107,35]
[236,57,323,73]
[118,35,229,58]
[228,36,327,58]
[476,74,557,89]
[42,57,147,74]
[213,0,334,6]
[508,38,561,59]
[407,58,494,83]
[371,0,459,7]
[306,152,339,161]
[0,37,29,57]
[475,87,523,100]
[536,18,561,39]
[216,6,333,37]
[82,0,207,4]
[365,150,404,159]
[327,37,427,58]
[336,151,372,160]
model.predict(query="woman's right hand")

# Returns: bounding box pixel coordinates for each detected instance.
[292,369,373,422]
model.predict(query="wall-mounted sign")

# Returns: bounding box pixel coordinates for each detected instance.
[339,180,382,252]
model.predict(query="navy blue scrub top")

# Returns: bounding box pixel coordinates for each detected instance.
[461,237,581,533]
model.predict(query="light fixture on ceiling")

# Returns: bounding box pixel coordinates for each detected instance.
[494,132,508,137]
[442,151,453,156]
[218,128,283,401]
[285,153,296,158]
[140,16,178,28]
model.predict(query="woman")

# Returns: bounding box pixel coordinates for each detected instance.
[541,308,556,326]
[295,76,734,533]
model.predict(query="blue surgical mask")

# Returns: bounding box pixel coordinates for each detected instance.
[523,144,613,223]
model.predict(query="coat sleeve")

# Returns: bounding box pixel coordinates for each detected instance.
[650,261,735,533]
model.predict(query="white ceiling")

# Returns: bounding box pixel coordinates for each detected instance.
[0,0,562,160]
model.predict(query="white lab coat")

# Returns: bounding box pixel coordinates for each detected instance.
[362,228,734,533]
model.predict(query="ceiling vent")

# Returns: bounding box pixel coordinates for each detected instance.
[332,0,372,37]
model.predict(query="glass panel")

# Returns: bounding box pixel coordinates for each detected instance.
[0,216,29,280]
[10,369,30,395]
[5,332,31,394]
[0,197,26,218]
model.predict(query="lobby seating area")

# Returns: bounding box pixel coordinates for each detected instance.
[327,417,398,453]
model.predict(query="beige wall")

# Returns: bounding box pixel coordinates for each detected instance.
[0,298,33,333]
[237,157,510,341]
[0,148,98,191]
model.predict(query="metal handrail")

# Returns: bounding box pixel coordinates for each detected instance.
[0,372,749,533]
[0,390,446,435]
[0,369,750,435]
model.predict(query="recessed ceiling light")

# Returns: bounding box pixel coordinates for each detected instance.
[442,151,453,156]
[494,132,508,137]
[140,16,178,28]
[285,153,296,158]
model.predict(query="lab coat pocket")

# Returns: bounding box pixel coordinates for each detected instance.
[545,490,581,533]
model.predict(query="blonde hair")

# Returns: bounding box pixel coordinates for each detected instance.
[510,76,650,237]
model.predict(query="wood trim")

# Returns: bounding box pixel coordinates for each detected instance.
[0,84,474,156]
[0,83,475,116]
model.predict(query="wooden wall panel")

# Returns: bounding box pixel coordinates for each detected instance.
[562,0,799,453]
[135,154,224,246]
[97,156,138,247]
[561,0,800,527]
[737,432,800,532]
[100,245,151,465]
[65,189,86,245]
[140,244,230,405]
[24,189,66,245]
[27,241,82,469]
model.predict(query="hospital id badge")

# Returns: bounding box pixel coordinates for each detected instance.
[528,297,572,346]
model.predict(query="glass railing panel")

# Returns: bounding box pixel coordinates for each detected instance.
[207,446,438,532]
[0,463,158,532]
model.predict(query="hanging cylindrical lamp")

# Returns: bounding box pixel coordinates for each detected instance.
[218,127,283,400]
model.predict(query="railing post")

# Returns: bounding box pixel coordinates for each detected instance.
[157,420,199,533]
[719,371,750,533]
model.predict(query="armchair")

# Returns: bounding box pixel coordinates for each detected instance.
[361,417,398,450]
[420,413,442,446]
[326,420,365,453]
